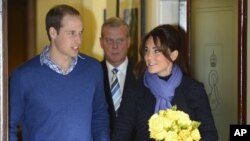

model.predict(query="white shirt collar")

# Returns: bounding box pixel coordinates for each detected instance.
[106,57,128,75]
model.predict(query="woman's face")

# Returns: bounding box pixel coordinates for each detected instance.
[144,36,178,77]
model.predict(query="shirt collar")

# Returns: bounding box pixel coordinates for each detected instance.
[40,45,78,75]
[106,57,128,75]
[40,45,50,66]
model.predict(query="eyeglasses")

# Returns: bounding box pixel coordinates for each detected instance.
[102,37,127,46]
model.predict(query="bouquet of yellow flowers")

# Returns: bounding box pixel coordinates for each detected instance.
[148,105,201,141]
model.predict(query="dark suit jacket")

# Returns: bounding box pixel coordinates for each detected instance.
[112,75,218,141]
[101,60,136,135]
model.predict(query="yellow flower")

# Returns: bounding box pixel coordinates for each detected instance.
[148,114,166,140]
[148,105,201,141]
[177,111,192,127]
[149,114,164,132]
[165,108,180,121]
[178,129,191,140]
[165,131,178,141]
[150,130,168,140]
[191,128,201,141]
[184,136,193,141]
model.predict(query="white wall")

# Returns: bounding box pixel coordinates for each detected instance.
[145,0,180,33]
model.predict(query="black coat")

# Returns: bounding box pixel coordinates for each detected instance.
[112,75,218,141]
[101,60,137,135]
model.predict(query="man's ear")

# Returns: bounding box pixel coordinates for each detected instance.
[49,27,57,39]
[170,50,179,61]
[99,37,104,49]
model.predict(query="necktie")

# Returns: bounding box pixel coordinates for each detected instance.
[111,68,122,112]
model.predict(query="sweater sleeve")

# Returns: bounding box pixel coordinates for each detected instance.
[92,64,110,141]
[9,70,25,141]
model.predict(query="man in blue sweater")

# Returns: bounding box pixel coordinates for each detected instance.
[9,4,110,141]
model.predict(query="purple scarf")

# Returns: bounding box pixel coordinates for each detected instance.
[144,65,183,113]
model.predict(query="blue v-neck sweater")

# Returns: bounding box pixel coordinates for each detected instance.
[9,54,110,141]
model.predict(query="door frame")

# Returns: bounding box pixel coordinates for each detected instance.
[237,0,247,124]
[1,0,8,140]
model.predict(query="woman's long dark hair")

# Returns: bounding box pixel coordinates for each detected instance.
[134,24,189,79]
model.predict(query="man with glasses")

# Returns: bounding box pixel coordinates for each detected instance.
[99,17,136,135]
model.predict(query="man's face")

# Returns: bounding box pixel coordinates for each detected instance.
[50,14,83,59]
[100,25,130,67]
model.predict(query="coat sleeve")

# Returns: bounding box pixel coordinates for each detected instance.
[182,79,219,141]
[195,84,218,141]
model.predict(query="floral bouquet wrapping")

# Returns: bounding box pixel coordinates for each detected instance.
[148,105,201,141]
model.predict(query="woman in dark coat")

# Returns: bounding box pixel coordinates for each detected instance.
[112,24,218,141]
